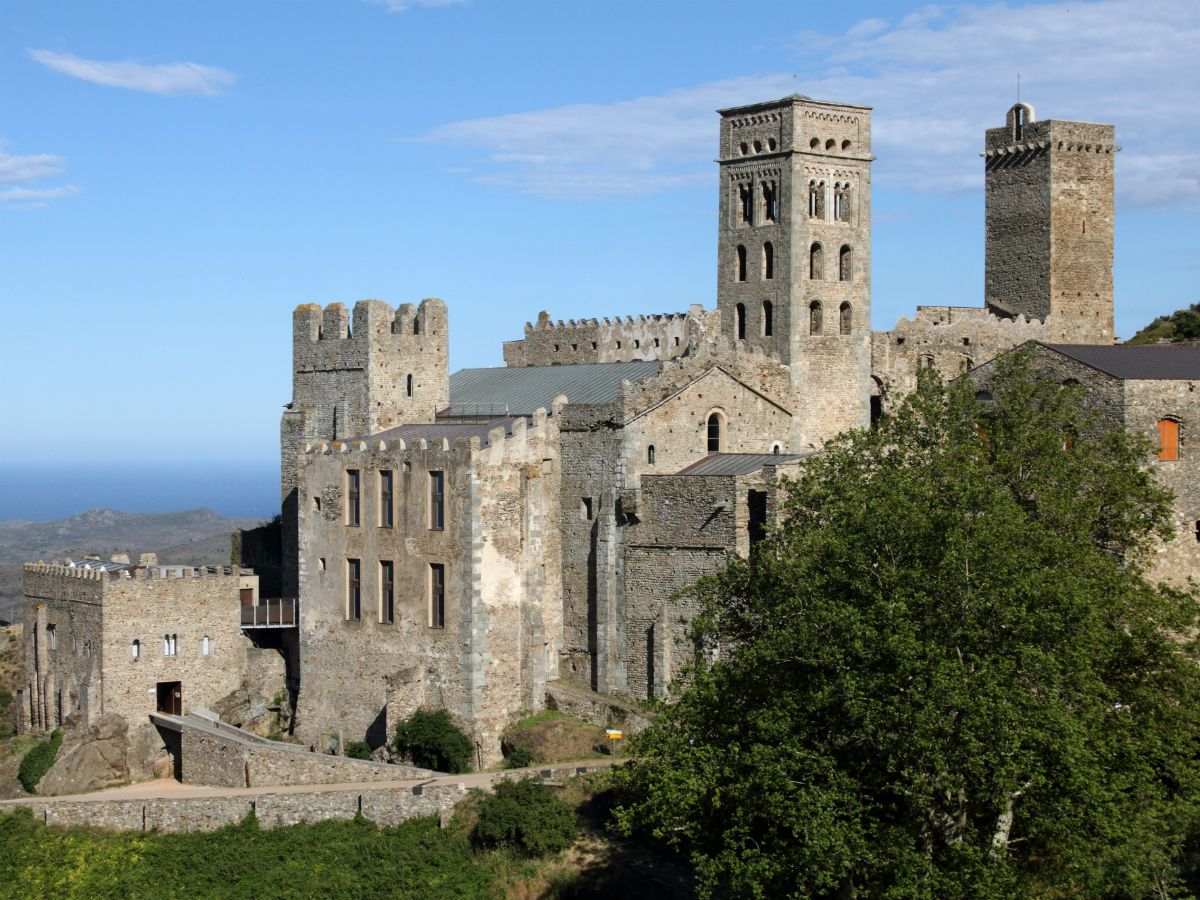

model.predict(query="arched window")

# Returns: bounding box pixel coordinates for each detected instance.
[405,374,413,398]
[163,635,170,657]
[707,413,723,453]
[809,242,823,280]
[739,183,752,224]
[761,181,777,222]
[808,182,825,219]
[131,639,140,661]
[762,300,773,337]
[835,185,851,222]
[762,242,774,280]
[647,445,656,465]
[1159,418,1180,461]
[839,302,852,335]
[735,303,746,340]
[809,137,820,149]
[412,317,421,335]
[825,139,835,150]
[736,245,747,282]
[202,635,211,656]
[809,301,823,335]
[772,444,780,455]
[839,245,852,282]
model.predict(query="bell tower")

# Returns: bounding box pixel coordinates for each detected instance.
[716,94,874,449]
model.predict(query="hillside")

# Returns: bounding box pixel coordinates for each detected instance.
[1127,303,1200,344]
[0,508,263,625]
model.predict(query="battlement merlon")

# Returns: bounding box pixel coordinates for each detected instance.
[293,298,448,346]
[23,562,252,581]
[717,94,873,162]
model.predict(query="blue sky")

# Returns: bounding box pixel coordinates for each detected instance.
[1,0,1197,466]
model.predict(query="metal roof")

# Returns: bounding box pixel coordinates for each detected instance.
[443,360,663,417]
[676,452,808,477]
[352,418,518,448]
[1041,343,1200,380]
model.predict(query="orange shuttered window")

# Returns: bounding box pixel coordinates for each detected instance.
[1158,418,1179,461]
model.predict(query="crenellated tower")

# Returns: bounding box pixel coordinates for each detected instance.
[983,102,1116,342]
[716,94,874,449]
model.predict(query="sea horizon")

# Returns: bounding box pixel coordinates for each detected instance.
[0,461,279,523]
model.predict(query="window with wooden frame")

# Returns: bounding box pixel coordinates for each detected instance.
[346,469,360,526]
[430,563,445,629]
[429,471,445,531]
[347,558,361,620]
[1158,418,1180,461]
[379,470,393,528]
[380,560,394,624]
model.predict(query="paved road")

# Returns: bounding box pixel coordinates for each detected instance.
[0,758,618,806]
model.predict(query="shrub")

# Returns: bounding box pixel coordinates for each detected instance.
[18,728,63,793]
[344,740,372,760]
[501,745,534,769]
[472,777,577,857]
[394,709,473,773]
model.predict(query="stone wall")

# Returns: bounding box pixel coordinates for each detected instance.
[293,412,561,767]
[502,306,718,367]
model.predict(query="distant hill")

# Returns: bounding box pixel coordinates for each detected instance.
[1127,304,1200,344]
[0,508,264,625]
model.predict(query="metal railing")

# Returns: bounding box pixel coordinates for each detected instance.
[241,597,297,628]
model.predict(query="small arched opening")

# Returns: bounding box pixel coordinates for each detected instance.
[762,242,774,280]
[647,445,656,465]
[706,413,723,453]
[735,303,747,340]
[762,300,774,337]
[736,245,747,282]
[809,242,823,280]
[839,245,852,282]
[839,302,852,335]
[405,374,413,398]
[809,301,823,335]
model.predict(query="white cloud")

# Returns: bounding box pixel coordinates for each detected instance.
[0,141,76,208]
[367,0,466,11]
[418,0,1200,207]
[29,49,236,96]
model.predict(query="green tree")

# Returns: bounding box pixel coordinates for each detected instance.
[394,708,474,773]
[615,355,1200,898]
[472,778,578,857]
[18,729,63,794]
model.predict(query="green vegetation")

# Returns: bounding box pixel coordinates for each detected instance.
[344,740,372,760]
[1128,302,1200,344]
[502,744,534,769]
[0,687,13,740]
[472,778,578,857]
[18,729,62,794]
[502,708,608,766]
[394,708,473,773]
[616,354,1200,897]
[0,808,492,899]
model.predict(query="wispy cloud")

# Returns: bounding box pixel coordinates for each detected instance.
[0,141,76,208]
[28,49,236,96]
[418,0,1200,207]
[367,0,466,12]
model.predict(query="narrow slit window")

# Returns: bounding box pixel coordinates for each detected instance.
[736,245,747,282]
[429,471,445,530]
[379,470,393,528]
[647,445,656,465]
[202,635,211,657]
[406,374,413,397]
[347,558,361,620]
[736,303,746,340]
[131,639,140,661]
[430,563,445,629]
[346,469,360,527]
[763,242,774,280]
[809,301,823,335]
[380,560,394,624]
[707,413,722,453]
[762,300,774,337]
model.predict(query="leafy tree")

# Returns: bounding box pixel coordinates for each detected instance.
[502,745,535,769]
[472,778,578,857]
[18,728,63,794]
[394,708,474,773]
[1129,302,1200,344]
[615,355,1200,897]
[344,740,372,760]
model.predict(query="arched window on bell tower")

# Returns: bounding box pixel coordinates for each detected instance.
[809,301,823,335]
[809,243,823,280]
[735,303,746,340]
[762,300,773,337]
[762,242,774,280]
[736,245,747,282]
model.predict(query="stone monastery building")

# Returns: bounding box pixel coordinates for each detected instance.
[25,95,1197,774]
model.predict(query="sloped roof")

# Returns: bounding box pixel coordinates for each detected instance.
[676,452,808,477]
[443,360,663,417]
[1040,343,1200,380]
[351,418,518,448]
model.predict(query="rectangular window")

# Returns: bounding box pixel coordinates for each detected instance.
[430,563,445,628]
[380,560,394,624]
[1159,419,1180,461]
[346,469,361,526]
[582,497,593,521]
[347,558,361,620]
[379,470,393,528]
[429,471,445,531]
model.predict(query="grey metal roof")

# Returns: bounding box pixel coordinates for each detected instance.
[352,418,518,448]
[1041,343,1200,380]
[443,361,663,417]
[676,452,808,477]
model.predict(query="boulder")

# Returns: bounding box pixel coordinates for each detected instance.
[38,714,130,795]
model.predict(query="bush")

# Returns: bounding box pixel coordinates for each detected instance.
[394,709,473,773]
[501,745,534,769]
[472,777,577,857]
[18,728,63,793]
[344,740,372,760]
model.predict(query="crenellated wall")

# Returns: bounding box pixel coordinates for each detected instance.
[502,305,719,367]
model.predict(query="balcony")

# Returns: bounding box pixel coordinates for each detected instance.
[241,596,297,628]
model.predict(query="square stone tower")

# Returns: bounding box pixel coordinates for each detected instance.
[984,103,1117,342]
[716,95,873,449]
